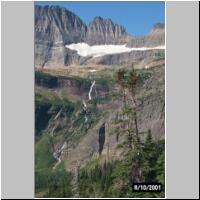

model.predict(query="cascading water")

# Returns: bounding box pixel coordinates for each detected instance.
[53,141,67,169]
[81,79,96,123]
[82,100,88,122]
[54,108,62,120]
[82,100,87,108]
[88,80,96,100]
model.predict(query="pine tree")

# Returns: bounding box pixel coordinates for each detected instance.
[127,67,140,144]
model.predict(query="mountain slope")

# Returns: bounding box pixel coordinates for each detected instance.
[35,5,165,198]
[85,16,128,45]
[35,5,87,68]
[35,58,165,197]
[35,5,87,45]
[35,5,165,68]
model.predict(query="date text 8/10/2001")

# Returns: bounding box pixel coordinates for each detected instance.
[132,183,162,192]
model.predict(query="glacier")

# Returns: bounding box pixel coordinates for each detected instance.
[66,42,165,58]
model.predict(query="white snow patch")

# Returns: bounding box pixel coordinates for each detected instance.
[65,43,165,58]
[89,69,97,73]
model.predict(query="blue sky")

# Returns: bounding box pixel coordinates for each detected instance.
[35,1,165,36]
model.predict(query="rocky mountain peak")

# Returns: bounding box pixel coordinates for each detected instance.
[86,16,127,45]
[150,23,165,35]
[92,16,106,22]
[35,5,87,45]
[35,5,165,68]
[91,16,117,26]
[153,23,165,29]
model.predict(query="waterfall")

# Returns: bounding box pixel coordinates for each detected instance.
[84,115,88,122]
[54,108,62,120]
[82,100,87,108]
[88,80,96,100]
[82,79,96,123]
[53,141,67,169]
[53,152,61,162]
[50,124,57,136]
[82,100,88,122]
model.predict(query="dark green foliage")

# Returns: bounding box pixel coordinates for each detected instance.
[35,71,58,88]
[35,70,91,90]
[78,134,165,198]
[35,95,52,134]
[78,161,114,197]
[137,71,152,86]
[155,151,165,186]
[96,76,114,91]
[35,134,72,197]
[116,69,126,87]
[115,68,152,90]
[35,92,75,115]
[35,163,72,198]
[93,94,112,105]
[66,76,91,91]
[155,51,165,60]
[35,93,75,135]
[127,133,165,197]
[68,106,102,143]
[35,67,165,198]
[127,68,138,92]
[35,134,55,170]
[35,168,52,191]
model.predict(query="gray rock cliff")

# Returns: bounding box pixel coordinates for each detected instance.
[35,5,87,67]
[85,16,128,45]
[35,5,165,68]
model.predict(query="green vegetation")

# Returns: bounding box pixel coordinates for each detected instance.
[35,134,55,170]
[60,75,91,91]
[78,133,165,198]
[35,134,72,198]
[35,162,72,198]
[35,70,91,89]
[76,66,164,198]
[35,93,75,136]
[137,70,152,86]
[66,103,103,143]
[35,95,52,136]
[35,66,165,198]
[155,51,165,60]
[96,76,114,91]
[35,71,58,88]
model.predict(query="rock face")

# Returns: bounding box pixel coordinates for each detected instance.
[80,49,163,66]
[86,17,128,45]
[127,23,165,47]
[36,65,164,170]
[35,5,165,68]
[35,5,87,45]
[98,123,106,154]
[35,5,87,67]
[151,23,165,34]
